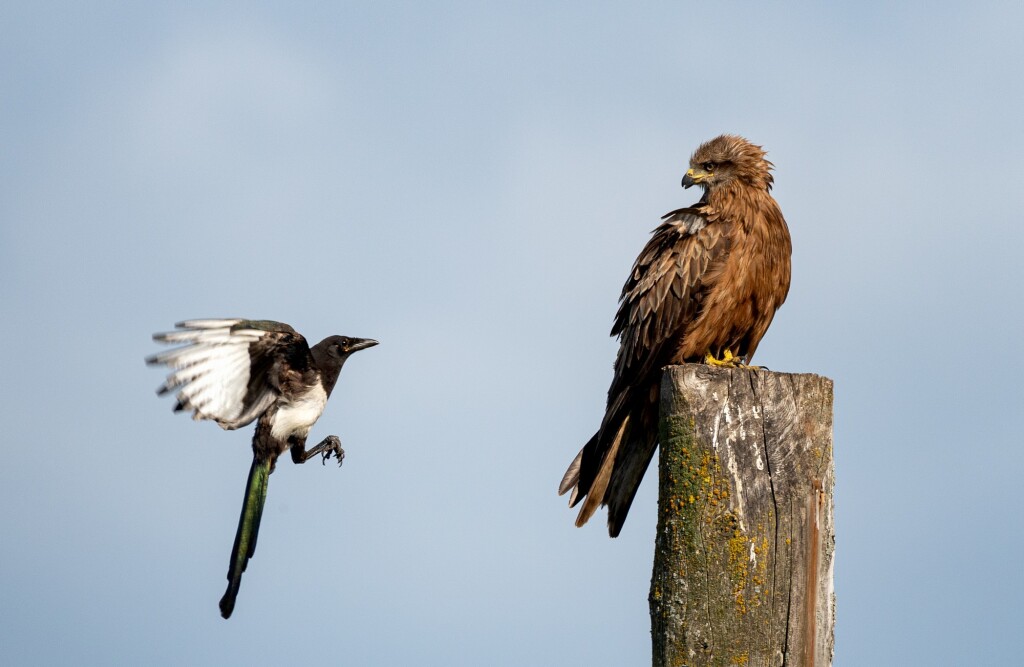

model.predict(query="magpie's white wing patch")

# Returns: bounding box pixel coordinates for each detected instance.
[148,319,277,430]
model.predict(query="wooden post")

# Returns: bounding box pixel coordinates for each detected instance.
[649,365,835,667]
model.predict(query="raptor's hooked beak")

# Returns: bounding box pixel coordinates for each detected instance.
[682,167,710,189]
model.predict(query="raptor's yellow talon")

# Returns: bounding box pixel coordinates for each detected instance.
[704,348,752,368]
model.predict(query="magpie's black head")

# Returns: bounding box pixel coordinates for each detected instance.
[310,335,377,396]
[319,336,379,360]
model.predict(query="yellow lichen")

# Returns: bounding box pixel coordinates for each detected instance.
[727,529,750,614]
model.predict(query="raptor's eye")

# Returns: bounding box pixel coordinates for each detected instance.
[702,162,715,172]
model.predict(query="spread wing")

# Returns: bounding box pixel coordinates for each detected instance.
[147,319,311,430]
[606,207,730,403]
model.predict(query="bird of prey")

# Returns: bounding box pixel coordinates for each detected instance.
[559,134,792,537]
[147,319,378,618]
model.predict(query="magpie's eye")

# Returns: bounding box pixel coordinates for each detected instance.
[702,162,715,172]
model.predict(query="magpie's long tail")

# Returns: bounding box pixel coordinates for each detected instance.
[219,455,271,619]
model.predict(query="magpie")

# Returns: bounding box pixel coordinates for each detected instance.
[146,319,378,618]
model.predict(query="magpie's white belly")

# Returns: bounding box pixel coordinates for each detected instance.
[270,383,327,440]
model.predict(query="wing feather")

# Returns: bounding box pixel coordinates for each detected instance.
[147,319,309,430]
[569,208,725,519]
[608,208,724,399]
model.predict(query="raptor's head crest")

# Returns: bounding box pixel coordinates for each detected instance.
[682,134,774,192]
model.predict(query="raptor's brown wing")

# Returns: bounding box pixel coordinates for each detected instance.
[565,208,732,532]
[606,207,731,409]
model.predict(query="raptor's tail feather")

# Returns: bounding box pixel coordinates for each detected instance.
[558,449,583,498]
[575,414,631,528]
[605,436,660,537]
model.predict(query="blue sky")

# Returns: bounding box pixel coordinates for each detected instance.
[2,2,1022,665]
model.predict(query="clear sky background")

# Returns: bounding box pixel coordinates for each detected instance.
[2,2,1022,665]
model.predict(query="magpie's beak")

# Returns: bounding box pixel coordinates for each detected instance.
[348,338,379,353]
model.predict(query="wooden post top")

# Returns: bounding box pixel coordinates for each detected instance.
[651,365,835,667]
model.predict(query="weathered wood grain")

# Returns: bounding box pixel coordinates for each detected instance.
[650,365,834,667]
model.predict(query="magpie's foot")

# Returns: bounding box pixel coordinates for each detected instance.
[321,448,346,466]
[317,435,345,467]
[303,434,346,467]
